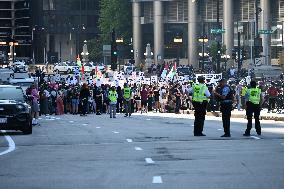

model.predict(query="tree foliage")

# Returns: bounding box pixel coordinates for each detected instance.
[98,0,132,44]
[88,0,132,61]
[209,41,226,62]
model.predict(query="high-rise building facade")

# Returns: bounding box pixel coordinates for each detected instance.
[32,0,100,63]
[0,0,32,63]
[132,0,284,68]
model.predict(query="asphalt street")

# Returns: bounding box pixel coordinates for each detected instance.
[0,113,284,189]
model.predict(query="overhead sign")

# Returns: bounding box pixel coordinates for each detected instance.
[258,30,274,34]
[210,29,226,34]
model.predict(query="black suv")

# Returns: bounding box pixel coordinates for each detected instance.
[0,85,32,134]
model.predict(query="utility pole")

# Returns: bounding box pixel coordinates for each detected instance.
[238,32,241,77]
[202,22,205,71]
[254,0,262,66]
[216,0,221,73]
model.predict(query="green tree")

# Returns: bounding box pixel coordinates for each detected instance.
[88,0,132,61]
[98,0,132,44]
[208,42,226,62]
[87,38,103,62]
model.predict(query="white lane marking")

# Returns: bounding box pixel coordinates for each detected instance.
[46,119,55,121]
[146,119,151,121]
[55,118,61,120]
[69,121,74,123]
[0,130,16,156]
[250,136,261,140]
[113,131,119,134]
[38,118,42,120]
[135,147,143,151]
[217,129,223,131]
[126,139,133,143]
[152,176,163,184]
[82,124,88,126]
[145,158,155,164]
[96,127,101,129]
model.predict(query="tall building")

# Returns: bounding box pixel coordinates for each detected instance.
[32,0,100,64]
[0,0,32,63]
[132,0,283,68]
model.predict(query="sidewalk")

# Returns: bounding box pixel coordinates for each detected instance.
[180,109,284,122]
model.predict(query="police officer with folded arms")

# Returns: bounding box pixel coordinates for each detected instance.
[214,79,234,137]
[189,76,211,136]
[243,81,263,136]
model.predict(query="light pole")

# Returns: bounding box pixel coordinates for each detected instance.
[174,36,183,67]
[198,35,208,70]
[116,38,124,71]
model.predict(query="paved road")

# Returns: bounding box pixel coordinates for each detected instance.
[1,113,284,189]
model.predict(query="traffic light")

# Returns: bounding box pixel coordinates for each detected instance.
[111,29,117,70]
[232,49,237,60]
[255,46,263,58]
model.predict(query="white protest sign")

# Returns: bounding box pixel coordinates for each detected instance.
[195,74,222,84]
[151,76,158,84]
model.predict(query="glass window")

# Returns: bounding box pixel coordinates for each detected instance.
[0,87,24,101]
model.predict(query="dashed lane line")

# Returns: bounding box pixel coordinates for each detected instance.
[112,131,119,134]
[126,139,133,143]
[82,124,88,126]
[135,147,143,151]
[250,136,261,140]
[0,130,16,156]
[145,158,155,164]
[96,127,101,129]
[152,176,163,184]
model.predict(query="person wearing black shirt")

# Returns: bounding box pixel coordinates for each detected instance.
[174,84,181,114]
[80,83,90,116]
[94,86,103,115]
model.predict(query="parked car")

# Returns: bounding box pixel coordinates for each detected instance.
[11,61,28,73]
[53,62,78,74]
[0,85,32,134]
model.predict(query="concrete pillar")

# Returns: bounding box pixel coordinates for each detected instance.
[260,0,271,65]
[153,0,164,65]
[132,1,142,67]
[188,0,198,68]
[223,0,234,58]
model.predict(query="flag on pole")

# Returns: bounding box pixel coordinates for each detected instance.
[76,55,82,67]
[167,62,177,78]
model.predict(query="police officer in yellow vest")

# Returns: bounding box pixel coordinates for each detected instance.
[190,76,211,136]
[123,83,132,117]
[109,86,118,118]
[243,81,262,136]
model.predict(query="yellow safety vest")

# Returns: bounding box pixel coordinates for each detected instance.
[108,91,117,103]
[241,86,248,97]
[123,87,131,99]
[248,88,261,105]
[192,84,208,102]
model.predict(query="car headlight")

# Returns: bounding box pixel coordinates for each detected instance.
[16,104,27,112]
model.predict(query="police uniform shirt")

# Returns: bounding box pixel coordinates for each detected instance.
[188,85,211,98]
[245,88,263,103]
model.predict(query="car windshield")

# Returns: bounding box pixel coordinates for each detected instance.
[0,87,24,101]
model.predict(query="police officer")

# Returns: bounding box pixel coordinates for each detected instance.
[243,81,262,136]
[123,83,132,117]
[190,76,211,136]
[214,79,234,137]
[108,86,118,118]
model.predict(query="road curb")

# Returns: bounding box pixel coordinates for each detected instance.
[179,110,284,122]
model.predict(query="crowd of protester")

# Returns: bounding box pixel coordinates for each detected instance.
[24,70,284,126]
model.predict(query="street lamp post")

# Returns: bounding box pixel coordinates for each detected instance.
[174,36,183,67]
[116,38,124,71]
[198,32,208,70]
